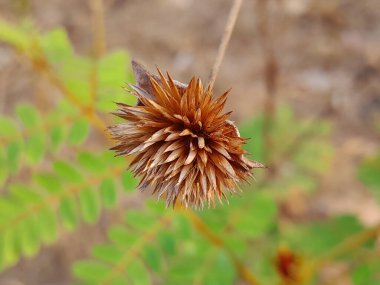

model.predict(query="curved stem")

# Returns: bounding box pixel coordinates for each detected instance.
[208,0,244,90]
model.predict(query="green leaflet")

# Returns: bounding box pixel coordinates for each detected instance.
[0,116,18,137]
[72,261,111,283]
[121,171,138,192]
[79,187,100,224]
[98,51,130,94]
[157,231,176,255]
[124,210,156,231]
[60,197,79,230]
[25,133,45,164]
[107,225,139,247]
[61,56,93,105]
[54,160,83,184]
[16,103,41,129]
[100,179,117,208]
[202,250,236,285]
[40,28,73,62]
[68,119,90,145]
[50,125,64,151]
[7,141,22,174]
[96,50,136,112]
[8,183,42,204]
[37,207,58,244]
[172,214,192,239]
[0,229,18,268]
[34,172,62,193]
[0,150,8,187]
[17,217,40,258]
[91,244,124,264]
[234,192,277,238]
[126,260,152,285]
[142,245,162,272]
[78,152,106,173]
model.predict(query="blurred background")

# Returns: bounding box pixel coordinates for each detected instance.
[0,0,379,284]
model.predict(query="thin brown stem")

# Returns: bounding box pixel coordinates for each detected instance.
[255,0,279,172]
[38,58,110,140]
[208,0,243,90]
[25,45,111,142]
[89,0,107,107]
[90,0,106,58]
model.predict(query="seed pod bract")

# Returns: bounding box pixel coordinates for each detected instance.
[109,61,264,208]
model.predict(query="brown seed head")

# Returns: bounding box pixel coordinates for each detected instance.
[109,61,264,208]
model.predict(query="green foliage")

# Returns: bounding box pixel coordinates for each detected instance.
[240,105,333,196]
[0,21,138,269]
[72,204,239,285]
[0,151,135,270]
[283,215,364,255]
[68,119,90,145]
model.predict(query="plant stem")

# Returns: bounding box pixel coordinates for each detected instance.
[90,0,107,106]
[208,0,244,90]
[255,0,279,171]
[26,50,111,141]
[91,0,106,58]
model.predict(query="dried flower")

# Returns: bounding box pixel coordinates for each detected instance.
[109,61,264,208]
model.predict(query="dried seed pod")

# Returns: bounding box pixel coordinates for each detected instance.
[109,61,264,208]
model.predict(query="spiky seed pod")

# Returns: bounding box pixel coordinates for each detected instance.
[109,61,264,208]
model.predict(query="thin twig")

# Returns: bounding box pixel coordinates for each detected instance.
[91,0,106,58]
[90,0,107,107]
[208,0,243,90]
[39,59,110,140]
[255,0,279,173]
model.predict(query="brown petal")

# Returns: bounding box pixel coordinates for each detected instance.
[164,148,183,163]
[198,137,205,149]
[184,149,197,165]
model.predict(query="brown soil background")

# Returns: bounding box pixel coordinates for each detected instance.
[0,0,379,284]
